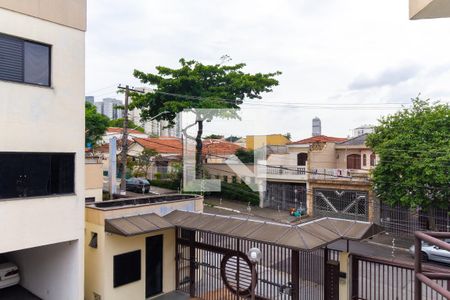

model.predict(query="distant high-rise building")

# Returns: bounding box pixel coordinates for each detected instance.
[312,117,321,136]
[102,98,123,120]
[94,102,103,114]
[85,95,94,104]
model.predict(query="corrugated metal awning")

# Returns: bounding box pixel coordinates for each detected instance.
[105,213,174,236]
[164,210,382,251]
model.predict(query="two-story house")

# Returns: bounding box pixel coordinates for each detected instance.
[0,1,86,299]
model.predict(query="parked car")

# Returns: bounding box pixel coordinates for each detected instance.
[0,256,20,289]
[409,239,450,264]
[126,178,150,193]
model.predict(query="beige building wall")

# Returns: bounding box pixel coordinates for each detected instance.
[86,161,104,202]
[410,0,450,19]
[0,5,85,252]
[0,0,86,30]
[308,143,337,170]
[0,5,85,299]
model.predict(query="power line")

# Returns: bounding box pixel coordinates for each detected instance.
[136,88,414,110]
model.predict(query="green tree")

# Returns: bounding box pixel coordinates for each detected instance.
[283,132,292,140]
[135,148,158,178]
[204,134,224,139]
[235,148,255,163]
[85,102,109,146]
[367,98,450,225]
[131,58,280,178]
[109,118,145,133]
[225,135,241,142]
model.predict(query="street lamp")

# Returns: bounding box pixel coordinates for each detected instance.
[247,247,261,300]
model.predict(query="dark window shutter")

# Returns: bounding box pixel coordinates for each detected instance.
[24,41,50,86]
[0,34,24,82]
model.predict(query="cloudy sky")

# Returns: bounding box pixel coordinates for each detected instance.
[86,0,450,140]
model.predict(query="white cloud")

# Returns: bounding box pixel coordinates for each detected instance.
[86,0,450,139]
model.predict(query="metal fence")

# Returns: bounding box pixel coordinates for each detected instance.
[264,182,307,211]
[380,203,450,236]
[351,255,450,300]
[176,228,339,300]
[313,188,369,221]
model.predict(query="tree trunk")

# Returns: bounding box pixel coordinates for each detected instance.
[195,120,203,179]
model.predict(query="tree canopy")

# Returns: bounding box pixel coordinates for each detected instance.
[109,118,145,133]
[225,135,241,142]
[235,148,255,164]
[204,134,224,139]
[85,102,109,146]
[366,98,450,211]
[131,58,281,178]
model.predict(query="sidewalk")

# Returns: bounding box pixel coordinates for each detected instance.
[365,231,413,250]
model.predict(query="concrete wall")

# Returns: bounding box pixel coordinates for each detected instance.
[0,0,86,31]
[0,7,85,299]
[8,240,82,300]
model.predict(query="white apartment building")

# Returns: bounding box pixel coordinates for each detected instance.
[0,1,86,299]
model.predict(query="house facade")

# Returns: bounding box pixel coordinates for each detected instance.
[261,132,379,222]
[128,137,183,179]
[0,1,86,299]
[102,127,148,144]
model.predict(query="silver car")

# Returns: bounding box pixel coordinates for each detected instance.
[409,239,450,264]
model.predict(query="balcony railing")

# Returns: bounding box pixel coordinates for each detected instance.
[265,165,307,179]
[310,168,370,182]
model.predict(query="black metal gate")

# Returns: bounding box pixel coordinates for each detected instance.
[313,188,369,221]
[176,227,337,299]
[264,182,307,211]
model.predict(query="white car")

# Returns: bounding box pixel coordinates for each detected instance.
[409,239,450,265]
[0,259,20,289]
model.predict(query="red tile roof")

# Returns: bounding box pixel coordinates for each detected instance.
[290,135,347,145]
[94,140,133,153]
[202,139,242,156]
[133,137,182,155]
[107,127,145,135]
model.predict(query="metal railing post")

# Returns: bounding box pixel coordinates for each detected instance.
[414,234,422,300]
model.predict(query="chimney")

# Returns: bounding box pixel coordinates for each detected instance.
[312,117,321,136]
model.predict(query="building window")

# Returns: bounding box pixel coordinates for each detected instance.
[113,250,141,288]
[89,232,98,248]
[362,154,367,166]
[223,175,228,182]
[346,154,361,169]
[297,153,308,166]
[232,176,237,183]
[0,33,51,86]
[85,197,95,203]
[370,153,376,166]
[0,152,75,199]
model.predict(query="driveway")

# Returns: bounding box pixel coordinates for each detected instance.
[0,285,41,300]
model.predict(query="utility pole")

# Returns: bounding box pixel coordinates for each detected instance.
[117,85,145,194]
[119,85,129,194]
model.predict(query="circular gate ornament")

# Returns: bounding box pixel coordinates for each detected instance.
[220,252,256,298]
